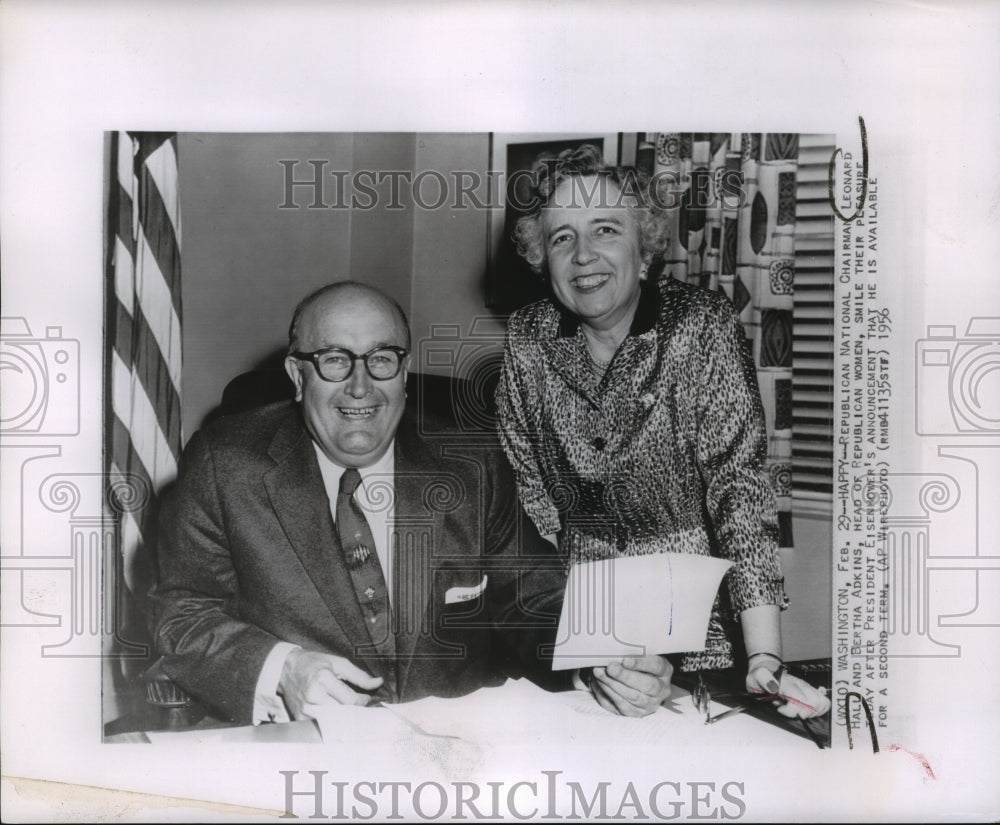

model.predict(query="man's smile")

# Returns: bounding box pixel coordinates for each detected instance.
[337,405,380,419]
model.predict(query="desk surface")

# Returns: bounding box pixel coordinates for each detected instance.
[108,719,322,744]
[106,659,831,749]
[673,658,831,747]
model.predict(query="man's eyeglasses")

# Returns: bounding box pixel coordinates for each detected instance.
[291,346,409,382]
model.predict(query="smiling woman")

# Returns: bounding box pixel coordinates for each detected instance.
[540,177,651,364]
[495,143,831,721]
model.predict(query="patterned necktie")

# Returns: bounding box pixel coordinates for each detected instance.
[336,468,397,686]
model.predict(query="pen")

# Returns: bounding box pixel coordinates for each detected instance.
[704,694,775,724]
[370,701,463,741]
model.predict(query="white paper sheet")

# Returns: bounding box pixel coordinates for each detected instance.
[311,703,413,744]
[318,679,803,753]
[310,703,488,779]
[551,552,733,670]
[377,678,580,745]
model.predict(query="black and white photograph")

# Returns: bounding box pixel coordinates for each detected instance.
[1,2,998,822]
[99,130,834,757]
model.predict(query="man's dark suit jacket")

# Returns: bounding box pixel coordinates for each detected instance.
[151,401,566,724]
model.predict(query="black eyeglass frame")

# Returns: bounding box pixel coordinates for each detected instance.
[290,345,410,382]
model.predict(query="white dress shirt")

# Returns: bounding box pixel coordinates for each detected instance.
[252,443,396,724]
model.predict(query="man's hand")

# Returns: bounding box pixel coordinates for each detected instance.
[588,655,673,717]
[277,649,383,720]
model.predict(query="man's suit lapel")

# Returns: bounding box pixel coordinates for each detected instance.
[392,416,439,693]
[262,410,381,674]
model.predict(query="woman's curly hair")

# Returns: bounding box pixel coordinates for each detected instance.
[512,143,669,274]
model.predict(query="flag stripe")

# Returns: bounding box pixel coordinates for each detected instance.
[134,230,183,392]
[115,182,135,260]
[132,131,172,169]
[145,137,182,243]
[106,130,183,599]
[112,239,135,335]
[136,164,182,318]
[112,351,178,482]
[127,305,183,454]
[110,420,154,518]
[112,296,134,369]
[112,296,181,456]
[116,132,135,196]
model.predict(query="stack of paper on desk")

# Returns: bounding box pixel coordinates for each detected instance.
[313,679,699,750]
[312,680,582,776]
[381,678,580,744]
[551,552,733,670]
[313,678,578,748]
[311,678,810,760]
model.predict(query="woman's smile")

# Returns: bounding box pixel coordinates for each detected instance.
[572,272,612,291]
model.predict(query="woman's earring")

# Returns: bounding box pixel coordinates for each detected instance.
[640,264,649,281]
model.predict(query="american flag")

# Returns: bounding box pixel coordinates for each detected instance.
[105,132,183,594]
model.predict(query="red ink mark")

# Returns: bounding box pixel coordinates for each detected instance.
[888,744,937,780]
[748,685,821,715]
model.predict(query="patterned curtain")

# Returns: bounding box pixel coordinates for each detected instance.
[640,132,796,549]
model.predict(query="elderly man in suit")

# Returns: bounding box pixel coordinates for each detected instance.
[152,282,565,724]
[153,281,672,725]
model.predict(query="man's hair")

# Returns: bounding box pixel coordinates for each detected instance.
[287,281,412,353]
[512,143,669,274]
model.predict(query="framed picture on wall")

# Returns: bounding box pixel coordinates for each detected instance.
[485,132,637,312]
